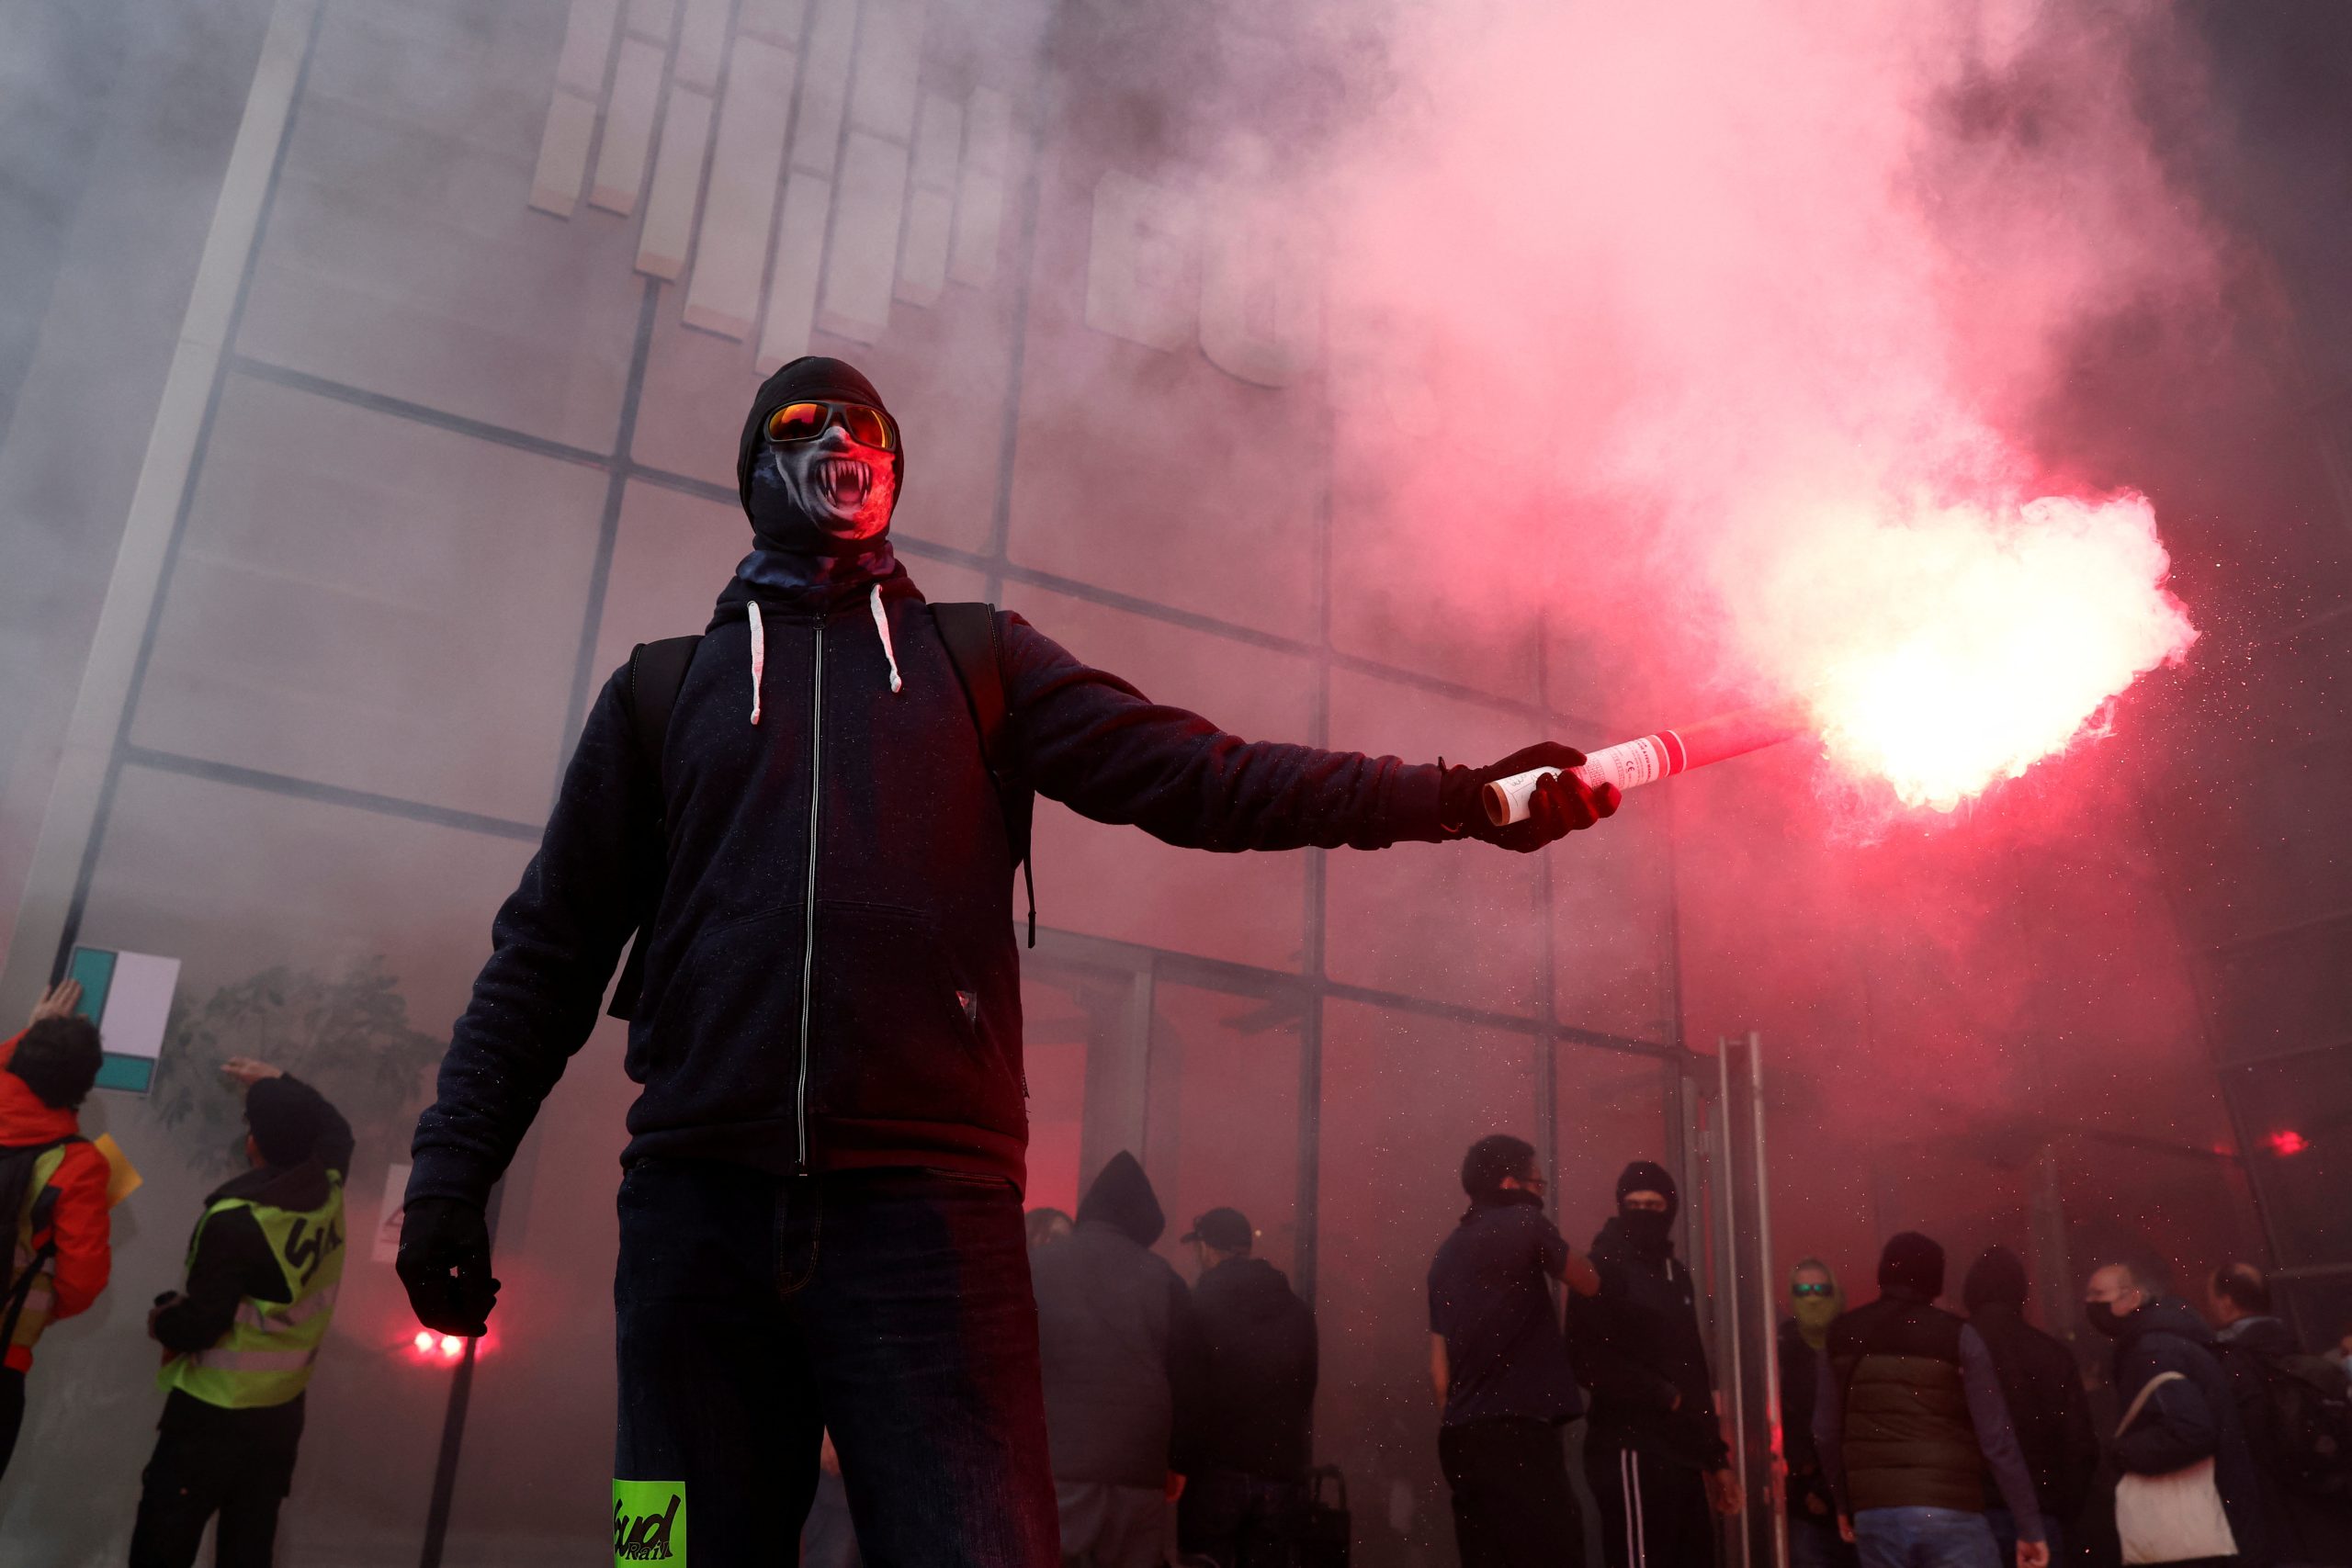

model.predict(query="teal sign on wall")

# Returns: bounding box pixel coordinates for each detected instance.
[66,946,180,1094]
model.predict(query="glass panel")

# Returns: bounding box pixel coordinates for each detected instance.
[1315,998,1546,1566]
[2227,1047,2352,1270]
[1143,980,1305,1280]
[1553,1045,1671,1248]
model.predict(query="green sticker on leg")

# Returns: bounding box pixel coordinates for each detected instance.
[614,1480,686,1564]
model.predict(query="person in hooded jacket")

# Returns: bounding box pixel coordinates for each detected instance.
[2086,1258,2268,1568]
[1031,1153,1202,1568]
[1569,1160,1741,1568]
[0,980,112,1482]
[1963,1247,2099,1568]
[395,356,1623,1562]
[1783,1258,1857,1568]
[131,1061,351,1568]
[1174,1206,1318,1568]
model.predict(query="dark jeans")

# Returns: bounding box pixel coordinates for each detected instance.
[0,1367,21,1482]
[615,1159,1057,1566]
[1442,1417,1585,1568]
[128,1390,305,1568]
[1178,1469,1308,1568]
[1853,1506,2001,1568]
[1587,1443,1711,1568]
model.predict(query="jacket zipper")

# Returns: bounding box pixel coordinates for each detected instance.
[795,623,825,1173]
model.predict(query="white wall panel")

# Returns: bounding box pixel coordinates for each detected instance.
[760,169,832,367]
[684,37,798,339]
[818,130,908,341]
[895,90,959,304]
[949,85,1009,288]
[555,0,621,96]
[527,89,599,216]
[788,0,860,177]
[636,86,715,278]
[589,38,665,215]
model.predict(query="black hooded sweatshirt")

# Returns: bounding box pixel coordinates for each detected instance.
[406,362,1451,1205]
[1180,1254,1317,1483]
[1962,1247,2099,1532]
[1030,1153,1203,1487]
[1568,1171,1729,1470]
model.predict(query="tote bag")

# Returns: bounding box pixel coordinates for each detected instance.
[2116,1370,2240,1564]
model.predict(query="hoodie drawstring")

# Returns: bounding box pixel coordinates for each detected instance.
[870,583,903,694]
[747,600,765,725]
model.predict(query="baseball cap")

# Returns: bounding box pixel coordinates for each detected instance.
[1181,1207,1253,1253]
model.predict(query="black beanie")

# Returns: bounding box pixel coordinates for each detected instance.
[246,1078,326,1168]
[736,355,899,516]
[1963,1245,2030,1313]
[1615,1159,1680,1225]
[1879,1230,1947,1300]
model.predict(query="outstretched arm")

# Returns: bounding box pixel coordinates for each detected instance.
[1001,615,1613,852]
[406,667,659,1208]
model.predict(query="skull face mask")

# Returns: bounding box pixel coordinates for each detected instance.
[736,357,905,557]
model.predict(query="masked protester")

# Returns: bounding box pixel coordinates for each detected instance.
[396,356,1623,1562]
[1570,1160,1741,1568]
[1429,1135,1604,1568]
[1815,1233,2048,1568]
[1963,1247,2099,1568]
[2086,1259,2270,1568]
[1782,1258,1856,1568]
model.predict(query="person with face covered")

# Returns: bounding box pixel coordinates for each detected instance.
[1568,1161,1741,1568]
[1783,1258,1858,1568]
[395,356,1623,1564]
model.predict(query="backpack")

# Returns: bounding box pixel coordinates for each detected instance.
[2257,1348,2352,1497]
[0,1136,83,1350]
[605,602,1034,1021]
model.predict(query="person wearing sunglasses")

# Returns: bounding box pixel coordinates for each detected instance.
[398,355,1623,1563]
[1781,1259,1856,1568]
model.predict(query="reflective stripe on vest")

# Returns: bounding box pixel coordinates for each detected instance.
[8,1145,73,1353]
[160,1173,345,1410]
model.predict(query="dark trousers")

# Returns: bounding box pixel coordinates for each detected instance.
[1587,1443,1712,1568]
[615,1159,1057,1566]
[1441,1417,1585,1568]
[128,1390,305,1568]
[0,1366,22,1482]
[1178,1469,1309,1568]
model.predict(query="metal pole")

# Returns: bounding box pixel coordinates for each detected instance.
[1747,1032,1787,1568]
[1716,1040,1750,1568]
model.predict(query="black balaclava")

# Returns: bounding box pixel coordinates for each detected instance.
[1879,1231,1947,1302]
[1615,1159,1680,1258]
[735,355,903,560]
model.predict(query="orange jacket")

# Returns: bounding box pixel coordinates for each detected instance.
[0,1030,112,1371]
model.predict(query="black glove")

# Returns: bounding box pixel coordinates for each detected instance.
[396,1197,500,1337]
[1441,742,1621,852]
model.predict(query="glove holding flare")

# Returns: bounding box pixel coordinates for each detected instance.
[1441,743,1622,852]
[397,1196,501,1338]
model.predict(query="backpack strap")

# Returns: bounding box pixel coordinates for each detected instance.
[931,603,1037,948]
[0,1136,84,1351]
[608,637,703,1021]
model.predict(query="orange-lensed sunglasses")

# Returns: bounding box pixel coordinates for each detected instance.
[765,400,898,451]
